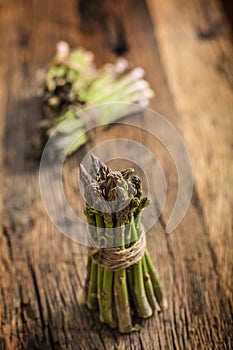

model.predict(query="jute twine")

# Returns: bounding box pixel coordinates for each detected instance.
[88,233,146,271]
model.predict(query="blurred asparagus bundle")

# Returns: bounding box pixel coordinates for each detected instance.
[80,155,166,333]
[32,41,154,158]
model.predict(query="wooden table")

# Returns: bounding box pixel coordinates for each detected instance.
[0,0,232,349]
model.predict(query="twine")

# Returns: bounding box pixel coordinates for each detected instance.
[88,233,146,271]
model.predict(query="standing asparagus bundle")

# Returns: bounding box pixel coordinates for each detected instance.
[32,41,154,158]
[80,155,167,333]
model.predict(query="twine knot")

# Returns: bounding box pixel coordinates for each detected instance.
[88,233,146,271]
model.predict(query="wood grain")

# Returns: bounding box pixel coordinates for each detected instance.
[0,0,232,349]
[147,0,233,297]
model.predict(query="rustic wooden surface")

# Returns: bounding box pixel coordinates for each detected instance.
[0,0,232,349]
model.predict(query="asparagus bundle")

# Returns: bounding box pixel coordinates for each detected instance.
[32,41,154,158]
[80,155,167,333]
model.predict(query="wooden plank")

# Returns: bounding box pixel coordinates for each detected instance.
[0,0,232,349]
[146,0,233,297]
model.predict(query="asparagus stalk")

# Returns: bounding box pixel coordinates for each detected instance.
[83,206,96,301]
[103,168,133,332]
[86,262,98,310]
[130,219,153,318]
[114,226,133,333]
[101,267,116,328]
[142,254,159,312]
[81,166,99,311]
[95,212,105,322]
[31,42,154,158]
[89,154,117,328]
[83,256,92,301]
[80,155,166,333]
[98,210,116,328]
[83,208,98,310]
[144,251,167,311]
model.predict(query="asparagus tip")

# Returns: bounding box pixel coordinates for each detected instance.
[79,163,91,186]
[56,41,70,56]
[90,152,98,161]
[120,168,135,179]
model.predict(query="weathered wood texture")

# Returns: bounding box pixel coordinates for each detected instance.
[0,0,232,349]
